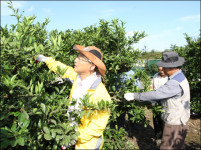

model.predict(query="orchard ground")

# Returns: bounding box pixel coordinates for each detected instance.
[124,108,201,150]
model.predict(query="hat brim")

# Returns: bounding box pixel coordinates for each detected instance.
[73,44,106,75]
[157,57,185,68]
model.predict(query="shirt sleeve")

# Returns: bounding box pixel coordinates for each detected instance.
[134,79,182,101]
[45,57,78,82]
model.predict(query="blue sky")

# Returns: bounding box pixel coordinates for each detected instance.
[1,1,200,51]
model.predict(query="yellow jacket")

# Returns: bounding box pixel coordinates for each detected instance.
[45,57,111,149]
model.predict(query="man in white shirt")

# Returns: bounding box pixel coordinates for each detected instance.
[150,67,168,90]
[150,67,168,144]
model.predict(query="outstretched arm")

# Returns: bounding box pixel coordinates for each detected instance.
[45,57,78,82]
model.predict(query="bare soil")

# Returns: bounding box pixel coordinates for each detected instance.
[126,109,201,150]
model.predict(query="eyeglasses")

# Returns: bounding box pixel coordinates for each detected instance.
[76,56,92,63]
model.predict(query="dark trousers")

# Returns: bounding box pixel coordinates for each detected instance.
[153,114,163,140]
[160,123,188,150]
[153,113,163,140]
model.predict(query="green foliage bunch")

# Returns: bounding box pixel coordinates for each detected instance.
[1,1,151,149]
[144,63,158,77]
[170,33,201,114]
[0,2,80,149]
[140,49,162,60]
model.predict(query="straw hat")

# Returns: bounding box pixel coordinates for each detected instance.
[73,44,106,75]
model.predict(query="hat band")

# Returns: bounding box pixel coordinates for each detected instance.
[163,56,178,63]
[89,50,102,60]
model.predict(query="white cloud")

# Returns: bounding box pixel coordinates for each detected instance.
[127,27,186,51]
[1,1,26,16]
[27,6,35,12]
[180,14,200,22]
[162,26,183,35]
[101,9,115,18]
[12,1,26,9]
[42,8,54,15]
[104,9,114,15]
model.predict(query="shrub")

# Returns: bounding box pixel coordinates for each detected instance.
[1,2,153,149]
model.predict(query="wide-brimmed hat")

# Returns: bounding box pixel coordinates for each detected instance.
[157,51,185,68]
[73,44,106,75]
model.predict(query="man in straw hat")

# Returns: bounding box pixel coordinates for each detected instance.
[124,51,190,149]
[36,44,111,149]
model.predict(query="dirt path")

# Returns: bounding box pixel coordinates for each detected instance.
[128,109,201,149]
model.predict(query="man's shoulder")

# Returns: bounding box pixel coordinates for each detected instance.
[95,83,111,100]
[172,72,186,83]
[153,72,160,78]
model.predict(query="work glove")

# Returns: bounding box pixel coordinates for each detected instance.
[124,93,135,101]
[36,55,47,62]
[55,76,64,84]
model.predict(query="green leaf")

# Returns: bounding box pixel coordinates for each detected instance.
[35,111,43,115]
[40,103,46,113]
[55,87,59,93]
[11,74,17,83]
[43,126,50,134]
[31,96,38,101]
[71,134,78,141]
[11,123,17,132]
[56,135,62,141]
[44,133,52,140]
[38,119,42,128]
[51,131,56,138]
[53,129,63,134]
[50,119,57,125]
[35,85,38,94]
[10,139,18,147]
[62,138,69,146]
[112,86,116,91]
[23,110,29,119]
[17,137,25,146]
[14,111,20,117]
[18,113,25,127]
[33,108,37,113]
[37,134,42,140]
[4,65,10,69]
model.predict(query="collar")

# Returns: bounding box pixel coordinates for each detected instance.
[77,72,98,87]
[169,69,182,80]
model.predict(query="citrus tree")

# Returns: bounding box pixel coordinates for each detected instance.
[1,1,152,149]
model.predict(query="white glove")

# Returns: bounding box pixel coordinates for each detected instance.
[36,55,47,62]
[55,76,64,84]
[124,93,135,101]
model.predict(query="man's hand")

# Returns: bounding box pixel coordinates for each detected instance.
[36,55,47,62]
[124,93,135,101]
